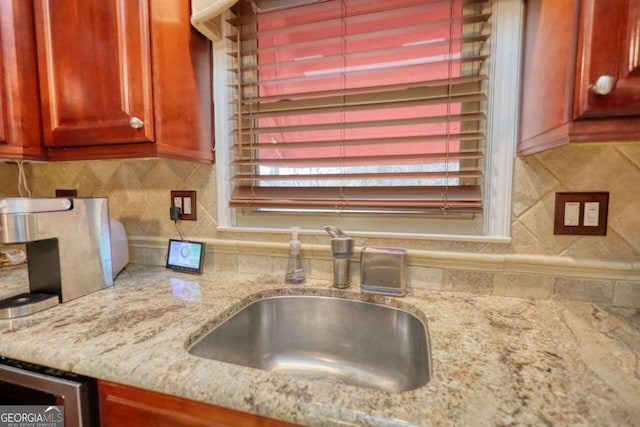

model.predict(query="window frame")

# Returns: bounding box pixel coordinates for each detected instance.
[215,0,524,242]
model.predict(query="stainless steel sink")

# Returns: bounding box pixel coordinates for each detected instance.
[187,295,431,392]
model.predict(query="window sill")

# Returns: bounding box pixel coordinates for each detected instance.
[215,225,513,244]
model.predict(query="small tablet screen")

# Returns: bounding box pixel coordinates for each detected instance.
[166,239,205,274]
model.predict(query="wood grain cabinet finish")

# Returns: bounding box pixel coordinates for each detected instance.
[31,0,213,162]
[99,380,301,427]
[518,0,640,155]
[574,0,640,120]
[0,1,45,160]
[34,0,154,148]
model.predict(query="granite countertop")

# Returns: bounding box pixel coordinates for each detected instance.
[1,264,639,426]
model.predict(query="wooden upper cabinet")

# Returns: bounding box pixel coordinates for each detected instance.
[0,1,45,160]
[148,0,215,162]
[29,0,213,162]
[34,0,154,148]
[574,0,640,119]
[518,0,640,155]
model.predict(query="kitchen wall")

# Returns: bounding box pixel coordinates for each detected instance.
[0,165,20,198]
[1,141,639,306]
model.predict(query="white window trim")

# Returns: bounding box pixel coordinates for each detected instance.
[215,0,524,242]
[483,0,524,239]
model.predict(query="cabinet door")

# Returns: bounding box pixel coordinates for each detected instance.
[34,0,154,147]
[148,0,214,162]
[0,0,44,159]
[99,380,300,427]
[574,0,640,119]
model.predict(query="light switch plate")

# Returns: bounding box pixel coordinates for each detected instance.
[554,192,609,235]
[563,202,580,226]
[583,202,600,227]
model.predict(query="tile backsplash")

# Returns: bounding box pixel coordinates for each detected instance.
[1,142,639,306]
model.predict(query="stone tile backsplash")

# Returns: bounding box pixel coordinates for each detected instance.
[0,141,638,307]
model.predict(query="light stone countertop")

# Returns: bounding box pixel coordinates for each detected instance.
[0,264,639,426]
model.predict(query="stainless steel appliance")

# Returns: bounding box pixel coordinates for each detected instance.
[0,356,98,427]
[0,197,114,318]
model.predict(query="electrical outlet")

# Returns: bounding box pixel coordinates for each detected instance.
[554,192,609,235]
[170,191,197,221]
[173,197,182,211]
[55,189,78,197]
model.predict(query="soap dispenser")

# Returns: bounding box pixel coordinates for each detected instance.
[284,227,306,284]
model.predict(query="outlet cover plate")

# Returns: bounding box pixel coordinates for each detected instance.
[553,192,609,236]
[170,191,197,221]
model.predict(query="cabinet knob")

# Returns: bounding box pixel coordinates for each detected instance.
[129,117,144,129]
[592,75,616,95]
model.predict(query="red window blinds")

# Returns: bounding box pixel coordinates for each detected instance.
[228,0,490,213]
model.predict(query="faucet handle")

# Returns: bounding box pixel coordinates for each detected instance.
[324,226,354,257]
[324,225,349,238]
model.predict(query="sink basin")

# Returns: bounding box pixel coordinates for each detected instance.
[187,295,431,392]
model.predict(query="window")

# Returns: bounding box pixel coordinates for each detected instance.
[215,0,523,240]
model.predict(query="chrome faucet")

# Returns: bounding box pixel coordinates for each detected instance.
[324,226,354,289]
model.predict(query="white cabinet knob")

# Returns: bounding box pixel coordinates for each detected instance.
[129,116,144,129]
[592,75,616,95]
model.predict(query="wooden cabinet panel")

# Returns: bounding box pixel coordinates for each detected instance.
[1,0,212,162]
[34,0,154,147]
[518,0,577,154]
[518,0,640,155]
[99,380,300,427]
[0,0,45,160]
[148,0,214,162]
[574,0,640,119]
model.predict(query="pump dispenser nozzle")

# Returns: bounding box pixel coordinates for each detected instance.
[284,227,305,284]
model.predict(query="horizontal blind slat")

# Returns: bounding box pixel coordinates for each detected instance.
[231,170,483,182]
[232,151,484,166]
[238,55,489,88]
[231,34,490,71]
[228,0,489,26]
[232,112,486,135]
[235,84,485,116]
[229,185,483,211]
[232,132,485,150]
[234,75,488,105]
[229,13,491,45]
